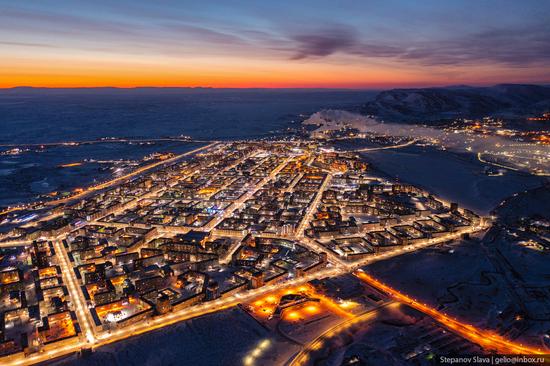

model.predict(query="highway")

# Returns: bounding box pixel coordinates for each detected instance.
[477,152,520,172]
[289,302,396,366]
[0,137,214,148]
[0,142,218,215]
[351,138,417,152]
[355,271,546,355]
[476,150,550,176]
[42,142,220,206]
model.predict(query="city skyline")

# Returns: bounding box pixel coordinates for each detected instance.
[1,0,549,88]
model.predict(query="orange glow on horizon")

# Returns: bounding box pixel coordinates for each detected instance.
[3,53,544,89]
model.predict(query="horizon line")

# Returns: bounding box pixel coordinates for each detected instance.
[1,82,549,91]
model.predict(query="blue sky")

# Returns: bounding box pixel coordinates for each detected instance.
[1,0,549,87]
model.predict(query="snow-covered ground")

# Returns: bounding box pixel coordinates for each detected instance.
[366,239,507,325]
[305,109,550,175]
[365,230,550,350]
[52,307,269,366]
[303,109,379,134]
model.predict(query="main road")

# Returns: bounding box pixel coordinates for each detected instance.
[351,138,417,152]
[289,302,397,366]
[355,271,546,355]
[0,142,218,215]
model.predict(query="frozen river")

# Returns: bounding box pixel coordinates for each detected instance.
[358,145,546,214]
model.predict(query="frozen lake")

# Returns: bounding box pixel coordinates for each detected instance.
[359,145,546,214]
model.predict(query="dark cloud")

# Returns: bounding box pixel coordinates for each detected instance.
[401,28,550,66]
[285,24,550,67]
[289,26,358,59]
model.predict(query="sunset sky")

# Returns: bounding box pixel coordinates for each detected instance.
[1,0,549,88]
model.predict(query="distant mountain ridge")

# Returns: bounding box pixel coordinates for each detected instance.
[0,86,366,94]
[361,84,550,122]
